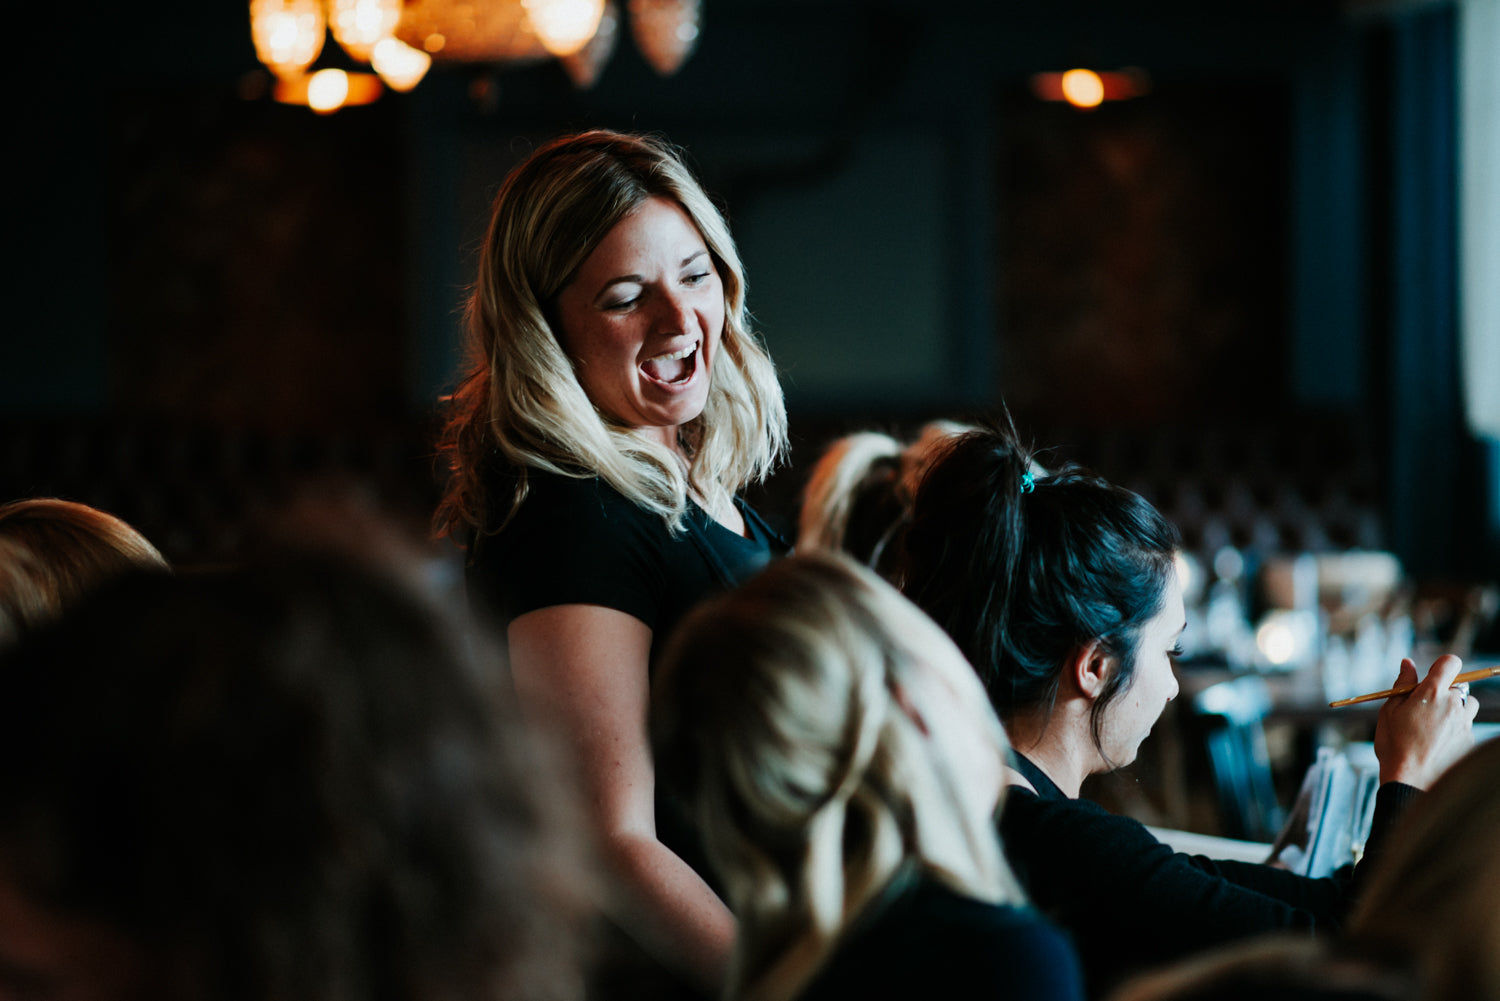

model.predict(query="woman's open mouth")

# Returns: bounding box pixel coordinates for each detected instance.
[640,342,699,387]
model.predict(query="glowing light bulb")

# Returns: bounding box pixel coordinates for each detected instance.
[524,0,606,56]
[307,68,350,113]
[1061,69,1105,109]
[249,0,325,79]
[372,37,432,92]
[560,0,619,88]
[328,0,402,61]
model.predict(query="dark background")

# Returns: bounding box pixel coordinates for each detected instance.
[6,0,1496,583]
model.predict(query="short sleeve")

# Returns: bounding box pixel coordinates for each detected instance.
[467,472,668,630]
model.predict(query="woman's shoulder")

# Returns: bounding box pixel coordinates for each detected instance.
[1003,783,1158,842]
[904,880,1072,947]
[900,882,1056,930]
[1000,787,1185,893]
[800,879,1083,1001]
[470,464,669,582]
[489,464,655,533]
[890,880,1084,996]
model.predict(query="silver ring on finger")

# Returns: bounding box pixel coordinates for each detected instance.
[1456,682,1470,706]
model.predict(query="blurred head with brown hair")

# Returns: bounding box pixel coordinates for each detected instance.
[0,498,168,644]
[0,533,595,1001]
[1345,735,1500,1000]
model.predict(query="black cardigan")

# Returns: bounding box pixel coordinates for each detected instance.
[998,753,1419,998]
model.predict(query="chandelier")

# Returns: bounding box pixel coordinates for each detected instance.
[249,0,703,113]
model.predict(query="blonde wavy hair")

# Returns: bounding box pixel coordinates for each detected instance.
[433,130,787,539]
[653,552,1026,1001]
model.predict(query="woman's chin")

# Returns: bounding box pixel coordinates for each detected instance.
[1110,740,1147,770]
[637,385,711,431]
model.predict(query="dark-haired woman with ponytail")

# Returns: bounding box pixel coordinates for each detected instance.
[900,422,1478,999]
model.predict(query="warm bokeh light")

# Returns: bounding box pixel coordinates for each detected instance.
[1254,609,1317,669]
[307,68,351,112]
[559,0,619,88]
[1257,620,1296,665]
[524,0,606,56]
[371,37,432,91]
[629,0,701,76]
[396,0,547,62]
[328,0,402,60]
[274,69,383,113]
[1029,67,1150,107]
[249,0,326,79]
[1060,68,1105,108]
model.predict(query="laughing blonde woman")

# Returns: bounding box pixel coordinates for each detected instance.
[434,130,788,997]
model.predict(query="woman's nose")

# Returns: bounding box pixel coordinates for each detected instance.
[652,287,695,334]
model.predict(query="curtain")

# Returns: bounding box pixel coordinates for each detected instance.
[1461,0,1500,440]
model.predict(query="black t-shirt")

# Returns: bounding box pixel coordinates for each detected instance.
[999,754,1419,999]
[796,875,1085,1001]
[467,464,786,666]
[465,462,786,905]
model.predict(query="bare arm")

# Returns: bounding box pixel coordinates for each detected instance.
[508,603,734,993]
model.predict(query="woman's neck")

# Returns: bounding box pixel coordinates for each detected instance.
[1005,706,1102,799]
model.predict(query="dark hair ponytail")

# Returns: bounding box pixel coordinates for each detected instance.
[900,421,1179,752]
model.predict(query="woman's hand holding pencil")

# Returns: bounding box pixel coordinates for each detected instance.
[1370,655,1480,790]
[1329,664,1500,707]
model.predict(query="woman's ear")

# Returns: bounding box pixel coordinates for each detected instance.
[1065,640,1115,701]
[890,680,930,736]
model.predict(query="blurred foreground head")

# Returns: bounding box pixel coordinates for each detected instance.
[0,498,168,645]
[1346,735,1500,1000]
[653,551,1022,1001]
[0,543,593,1001]
[1110,737,1500,1001]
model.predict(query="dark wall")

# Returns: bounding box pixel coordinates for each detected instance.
[6,1,1494,574]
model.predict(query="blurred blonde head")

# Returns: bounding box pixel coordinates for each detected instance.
[797,421,975,580]
[653,552,1023,1001]
[434,130,786,539]
[0,498,167,643]
[796,431,903,555]
[1345,737,1500,1001]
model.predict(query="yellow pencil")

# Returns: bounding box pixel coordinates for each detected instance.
[1328,665,1500,708]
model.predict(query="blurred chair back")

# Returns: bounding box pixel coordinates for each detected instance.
[1190,675,1284,842]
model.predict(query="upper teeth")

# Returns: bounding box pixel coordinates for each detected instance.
[651,344,695,362]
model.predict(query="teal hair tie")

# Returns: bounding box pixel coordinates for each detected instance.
[1020,470,1035,494]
